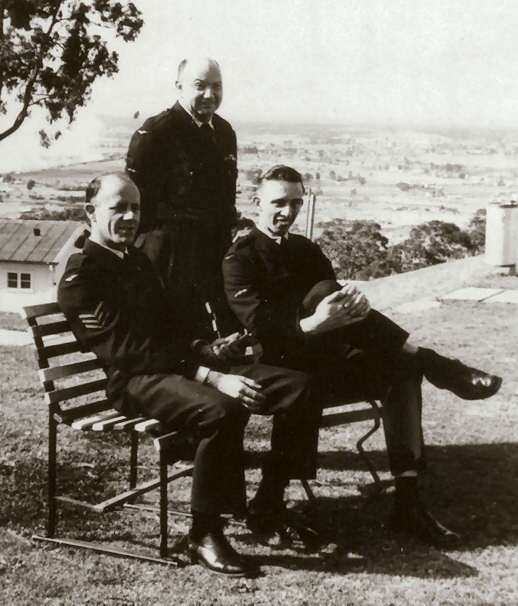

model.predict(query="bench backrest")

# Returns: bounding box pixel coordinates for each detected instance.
[23,302,112,423]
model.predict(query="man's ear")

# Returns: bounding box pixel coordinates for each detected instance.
[252,195,261,207]
[175,79,182,93]
[85,203,96,222]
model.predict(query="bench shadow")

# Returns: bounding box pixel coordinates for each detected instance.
[2,442,516,578]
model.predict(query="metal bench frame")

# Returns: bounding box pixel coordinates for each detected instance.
[24,301,383,565]
[24,301,195,566]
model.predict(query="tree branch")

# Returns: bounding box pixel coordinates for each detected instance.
[0,2,62,142]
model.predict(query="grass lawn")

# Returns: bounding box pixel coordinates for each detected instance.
[1,296,517,605]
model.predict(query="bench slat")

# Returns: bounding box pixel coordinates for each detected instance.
[39,339,83,360]
[71,410,119,430]
[112,417,147,430]
[91,414,129,431]
[39,358,103,382]
[31,320,71,338]
[320,408,378,428]
[23,302,61,320]
[54,399,113,424]
[134,418,160,433]
[45,378,107,404]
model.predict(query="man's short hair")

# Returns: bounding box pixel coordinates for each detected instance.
[260,165,305,192]
[177,58,188,81]
[85,172,133,204]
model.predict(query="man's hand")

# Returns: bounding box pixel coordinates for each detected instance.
[299,285,370,335]
[205,370,266,412]
[198,332,252,366]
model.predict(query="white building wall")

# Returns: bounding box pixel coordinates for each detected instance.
[0,261,56,313]
[0,226,83,313]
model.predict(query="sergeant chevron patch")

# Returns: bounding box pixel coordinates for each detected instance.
[78,301,112,329]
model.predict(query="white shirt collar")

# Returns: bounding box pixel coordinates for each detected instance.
[89,236,127,259]
[256,224,289,245]
[178,99,214,129]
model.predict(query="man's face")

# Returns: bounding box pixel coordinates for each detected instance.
[176,59,222,122]
[87,176,140,250]
[257,180,305,237]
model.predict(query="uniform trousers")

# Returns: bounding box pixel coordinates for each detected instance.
[275,279,425,477]
[281,347,425,476]
[124,364,318,515]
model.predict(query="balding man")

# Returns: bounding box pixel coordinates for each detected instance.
[126,57,238,336]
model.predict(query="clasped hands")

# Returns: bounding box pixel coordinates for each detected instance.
[299,284,371,335]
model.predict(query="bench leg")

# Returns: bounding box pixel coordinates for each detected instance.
[47,416,57,538]
[301,479,317,502]
[128,431,139,497]
[356,400,383,491]
[159,450,168,558]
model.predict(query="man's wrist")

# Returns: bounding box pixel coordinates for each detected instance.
[194,365,211,384]
[205,369,222,388]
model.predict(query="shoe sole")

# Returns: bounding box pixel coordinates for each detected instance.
[189,551,260,577]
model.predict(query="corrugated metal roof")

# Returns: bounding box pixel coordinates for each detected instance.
[0,220,83,263]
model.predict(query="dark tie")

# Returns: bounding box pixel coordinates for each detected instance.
[279,237,291,268]
[199,123,216,146]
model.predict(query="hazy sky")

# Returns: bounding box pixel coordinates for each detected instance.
[88,0,518,127]
[3,0,518,170]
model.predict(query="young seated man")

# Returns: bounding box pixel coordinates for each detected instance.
[58,172,322,577]
[222,164,502,548]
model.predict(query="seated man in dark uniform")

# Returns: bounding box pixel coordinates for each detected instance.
[58,173,321,576]
[222,165,502,547]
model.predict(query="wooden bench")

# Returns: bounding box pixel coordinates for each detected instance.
[24,301,383,564]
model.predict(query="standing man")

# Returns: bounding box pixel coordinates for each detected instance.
[58,173,321,576]
[126,56,238,335]
[222,165,502,548]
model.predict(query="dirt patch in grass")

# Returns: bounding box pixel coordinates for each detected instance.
[0,312,27,331]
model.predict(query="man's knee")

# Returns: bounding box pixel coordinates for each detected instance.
[195,392,248,435]
[301,279,341,316]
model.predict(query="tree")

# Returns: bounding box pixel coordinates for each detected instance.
[316,219,389,279]
[465,208,486,254]
[0,1,143,144]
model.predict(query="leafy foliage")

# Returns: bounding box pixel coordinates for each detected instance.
[316,219,389,279]
[0,1,143,143]
[316,211,485,279]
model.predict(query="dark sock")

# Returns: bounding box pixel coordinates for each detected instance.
[190,511,223,539]
[251,473,289,512]
[394,475,419,508]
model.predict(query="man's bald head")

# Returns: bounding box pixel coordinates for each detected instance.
[175,56,223,123]
[177,57,221,81]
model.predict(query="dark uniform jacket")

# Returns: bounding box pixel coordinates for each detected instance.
[57,239,199,409]
[222,227,409,364]
[126,101,237,234]
[126,102,238,333]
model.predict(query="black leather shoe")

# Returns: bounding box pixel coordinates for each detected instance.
[418,348,502,400]
[389,501,461,548]
[188,530,259,577]
[246,503,322,551]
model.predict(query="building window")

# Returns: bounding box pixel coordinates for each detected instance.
[20,273,31,289]
[6,271,31,289]
[7,272,17,288]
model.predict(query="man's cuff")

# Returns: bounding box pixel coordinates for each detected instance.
[194,365,211,384]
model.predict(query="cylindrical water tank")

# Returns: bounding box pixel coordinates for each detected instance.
[485,201,518,267]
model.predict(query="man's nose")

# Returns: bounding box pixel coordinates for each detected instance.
[202,86,215,98]
[123,208,136,220]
